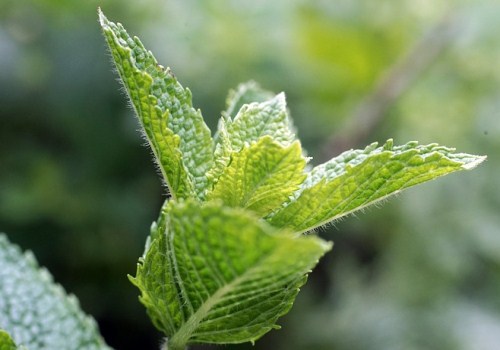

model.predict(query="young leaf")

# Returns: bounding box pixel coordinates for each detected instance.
[267,140,486,233]
[208,136,306,217]
[99,10,213,200]
[130,200,331,348]
[0,234,110,350]
[209,92,298,186]
[212,81,276,158]
[223,81,275,119]
[225,92,297,150]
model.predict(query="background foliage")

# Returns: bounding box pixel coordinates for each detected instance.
[0,1,498,349]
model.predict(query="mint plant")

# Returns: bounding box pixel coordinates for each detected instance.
[0,8,486,350]
[97,9,485,349]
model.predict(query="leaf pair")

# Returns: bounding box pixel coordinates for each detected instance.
[99,8,485,349]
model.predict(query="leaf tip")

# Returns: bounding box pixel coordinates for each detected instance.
[462,155,487,170]
[97,7,107,27]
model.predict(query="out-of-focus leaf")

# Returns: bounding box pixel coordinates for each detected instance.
[0,234,111,350]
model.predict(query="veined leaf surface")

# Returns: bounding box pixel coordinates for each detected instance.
[267,140,486,233]
[223,81,275,119]
[208,136,306,217]
[130,200,331,348]
[209,92,298,186]
[99,10,213,200]
[225,92,296,150]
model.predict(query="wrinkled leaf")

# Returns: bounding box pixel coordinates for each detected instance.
[223,81,275,119]
[208,136,306,217]
[209,92,298,185]
[225,92,297,150]
[130,200,331,348]
[99,10,213,200]
[0,234,110,350]
[267,140,486,233]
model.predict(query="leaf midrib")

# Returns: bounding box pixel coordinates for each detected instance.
[241,143,299,210]
[168,250,275,349]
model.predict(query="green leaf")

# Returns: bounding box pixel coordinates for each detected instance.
[0,234,110,350]
[225,92,297,150]
[130,200,331,348]
[212,81,277,164]
[99,9,214,200]
[208,136,307,217]
[209,91,298,186]
[267,140,486,233]
[0,330,17,350]
[223,81,275,119]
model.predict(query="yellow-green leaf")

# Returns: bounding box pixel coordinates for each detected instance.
[208,136,306,217]
[99,10,213,200]
[267,140,486,233]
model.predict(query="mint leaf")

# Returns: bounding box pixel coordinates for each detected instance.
[99,10,213,200]
[130,200,331,348]
[0,234,110,350]
[208,136,306,217]
[223,81,275,119]
[0,330,17,350]
[209,92,298,186]
[225,92,297,149]
[267,140,486,233]
[212,81,277,165]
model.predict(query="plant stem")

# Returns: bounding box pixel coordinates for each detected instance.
[162,339,187,350]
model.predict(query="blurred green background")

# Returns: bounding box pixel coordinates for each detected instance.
[1,1,498,349]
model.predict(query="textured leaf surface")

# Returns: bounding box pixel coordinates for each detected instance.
[225,92,296,150]
[268,140,486,233]
[0,234,110,350]
[99,10,213,200]
[223,81,275,119]
[209,92,298,186]
[130,200,331,348]
[208,136,306,217]
[0,330,17,350]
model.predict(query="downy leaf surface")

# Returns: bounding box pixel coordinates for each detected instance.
[0,234,110,350]
[267,140,486,233]
[130,200,331,348]
[99,10,213,200]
